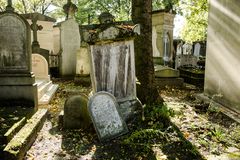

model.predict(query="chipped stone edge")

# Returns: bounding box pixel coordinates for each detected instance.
[3,109,48,160]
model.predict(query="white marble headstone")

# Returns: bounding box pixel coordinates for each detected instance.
[60,19,80,76]
[194,43,201,58]
[152,26,161,57]
[88,91,128,141]
[32,53,49,80]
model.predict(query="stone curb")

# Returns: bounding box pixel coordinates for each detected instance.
[3,117,26,144]
[3,109,48,160]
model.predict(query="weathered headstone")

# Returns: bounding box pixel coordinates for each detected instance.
[74,45,91,86]
[88,92,128,141]
[60,19,80,76]
[76,47,90,76]
[194,43,201,58]
[90,40,136,102]
[176,41,183,55]
[32,54,49,80]
[175,55,197,69]
[64,95,91,129]
[0,6,37,107]
[152,26,161,57]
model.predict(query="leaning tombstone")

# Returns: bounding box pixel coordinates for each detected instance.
[82,12,142,121]
[88,91,128,141]
[0,2,37,107]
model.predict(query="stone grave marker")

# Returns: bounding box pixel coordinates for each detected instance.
[0,4,37,107]
[32,53,49,80]
[60,0,80,76]
[88,91,128,141]
[194,43,201,59]
[176,42,183,55]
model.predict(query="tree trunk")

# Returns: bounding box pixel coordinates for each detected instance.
[132,0,163,105]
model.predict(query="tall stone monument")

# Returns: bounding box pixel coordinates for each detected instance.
[83,12,142,121]
[59,0,80,77]
[0,1,37,107]
[152,10,175,65]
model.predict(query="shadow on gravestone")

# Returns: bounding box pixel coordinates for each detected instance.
[88,91,128,141]
[63,94,91,129]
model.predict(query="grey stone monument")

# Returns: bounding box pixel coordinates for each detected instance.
[82,13,142,121]
[88,91,128,141]
[59,0,80,77]
[0,2,38,107]
[193,43,201,59]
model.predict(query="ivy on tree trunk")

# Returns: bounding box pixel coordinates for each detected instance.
[132,0,163,105]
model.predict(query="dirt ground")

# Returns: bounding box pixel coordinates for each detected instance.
[24,80,240,160]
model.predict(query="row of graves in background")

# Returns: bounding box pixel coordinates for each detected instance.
[174,40,206,87]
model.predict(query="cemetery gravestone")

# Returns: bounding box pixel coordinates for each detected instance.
[64,94,91,129]
[194,43,201,59]
[88,91,128,141]
[60,19,80,76]
[152,26,161,58]
[0,10,37,107]
[90,41,136,102]
[32,54,50,80]
[83,12,141,121]
[60,0,80,77]
[176,42,183,55]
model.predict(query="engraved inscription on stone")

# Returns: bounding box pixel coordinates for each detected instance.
[88,91,128,141]
[0,15,27,70]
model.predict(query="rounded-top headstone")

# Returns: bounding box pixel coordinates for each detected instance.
[63,94,91,129]
[88,91,128,141]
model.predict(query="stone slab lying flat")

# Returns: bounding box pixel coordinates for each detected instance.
[88,91,128,141]
[3,109,48,160]
[155,65,180,78]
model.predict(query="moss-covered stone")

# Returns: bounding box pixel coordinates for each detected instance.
[3,109,48,160]
[63,95,91,129]
[4,117,26,144]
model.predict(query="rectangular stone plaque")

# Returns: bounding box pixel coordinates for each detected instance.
[88,91,128,141]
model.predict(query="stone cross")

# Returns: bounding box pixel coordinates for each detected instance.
[63,0,78,20]
[30,15,43,48]
[6,0,14,12]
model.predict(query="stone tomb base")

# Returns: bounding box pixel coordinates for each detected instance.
[154,65,184,88]
[0,73,38,107]
[36,79,58,105]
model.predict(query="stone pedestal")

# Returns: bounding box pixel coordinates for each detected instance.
[0,73,38,107]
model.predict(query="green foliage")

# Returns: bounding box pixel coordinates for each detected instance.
[123,129,166,144]
[145,104,175,121]
[180,0,209,42]
[153,0,180,11]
